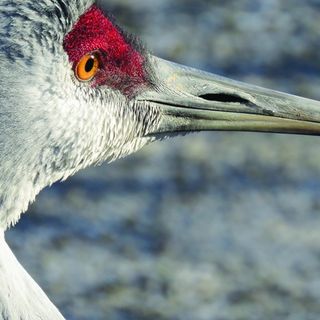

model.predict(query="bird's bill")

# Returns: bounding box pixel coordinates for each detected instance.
[139,56,320,136]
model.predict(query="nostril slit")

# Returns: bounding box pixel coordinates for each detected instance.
[198,93,250,104]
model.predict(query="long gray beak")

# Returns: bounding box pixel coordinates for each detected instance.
[139,56,320,136]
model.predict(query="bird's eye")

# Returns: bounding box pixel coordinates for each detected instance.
[75,52,100,82]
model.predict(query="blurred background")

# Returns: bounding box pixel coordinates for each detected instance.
[6,1,320,319]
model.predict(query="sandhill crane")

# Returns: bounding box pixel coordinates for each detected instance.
[1,1,320,319]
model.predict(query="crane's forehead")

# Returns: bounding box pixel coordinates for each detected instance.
[63,4,149,94]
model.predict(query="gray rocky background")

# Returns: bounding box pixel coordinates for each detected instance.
[6,1,320,319]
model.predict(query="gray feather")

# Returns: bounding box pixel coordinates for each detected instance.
[0,0,160,228]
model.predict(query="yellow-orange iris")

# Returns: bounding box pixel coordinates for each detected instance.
[75,53,99,81]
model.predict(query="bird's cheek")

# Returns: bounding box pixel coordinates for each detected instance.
[92,62,148,97]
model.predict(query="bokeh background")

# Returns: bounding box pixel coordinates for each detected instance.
[6,1,320,319]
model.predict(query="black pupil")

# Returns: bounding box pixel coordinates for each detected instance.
[85,57,95,73]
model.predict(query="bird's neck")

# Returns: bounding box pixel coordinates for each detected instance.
[0,232,65,320]
[0,175,43,229]
[0,158,70,229]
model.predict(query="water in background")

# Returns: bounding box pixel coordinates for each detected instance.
[6,1,320,319]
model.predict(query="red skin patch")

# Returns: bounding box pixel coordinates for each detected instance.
[63,5,148,96]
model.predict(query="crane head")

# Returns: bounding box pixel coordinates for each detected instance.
[1,0,320,228]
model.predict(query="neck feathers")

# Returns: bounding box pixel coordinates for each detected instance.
[0,233,65,319]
